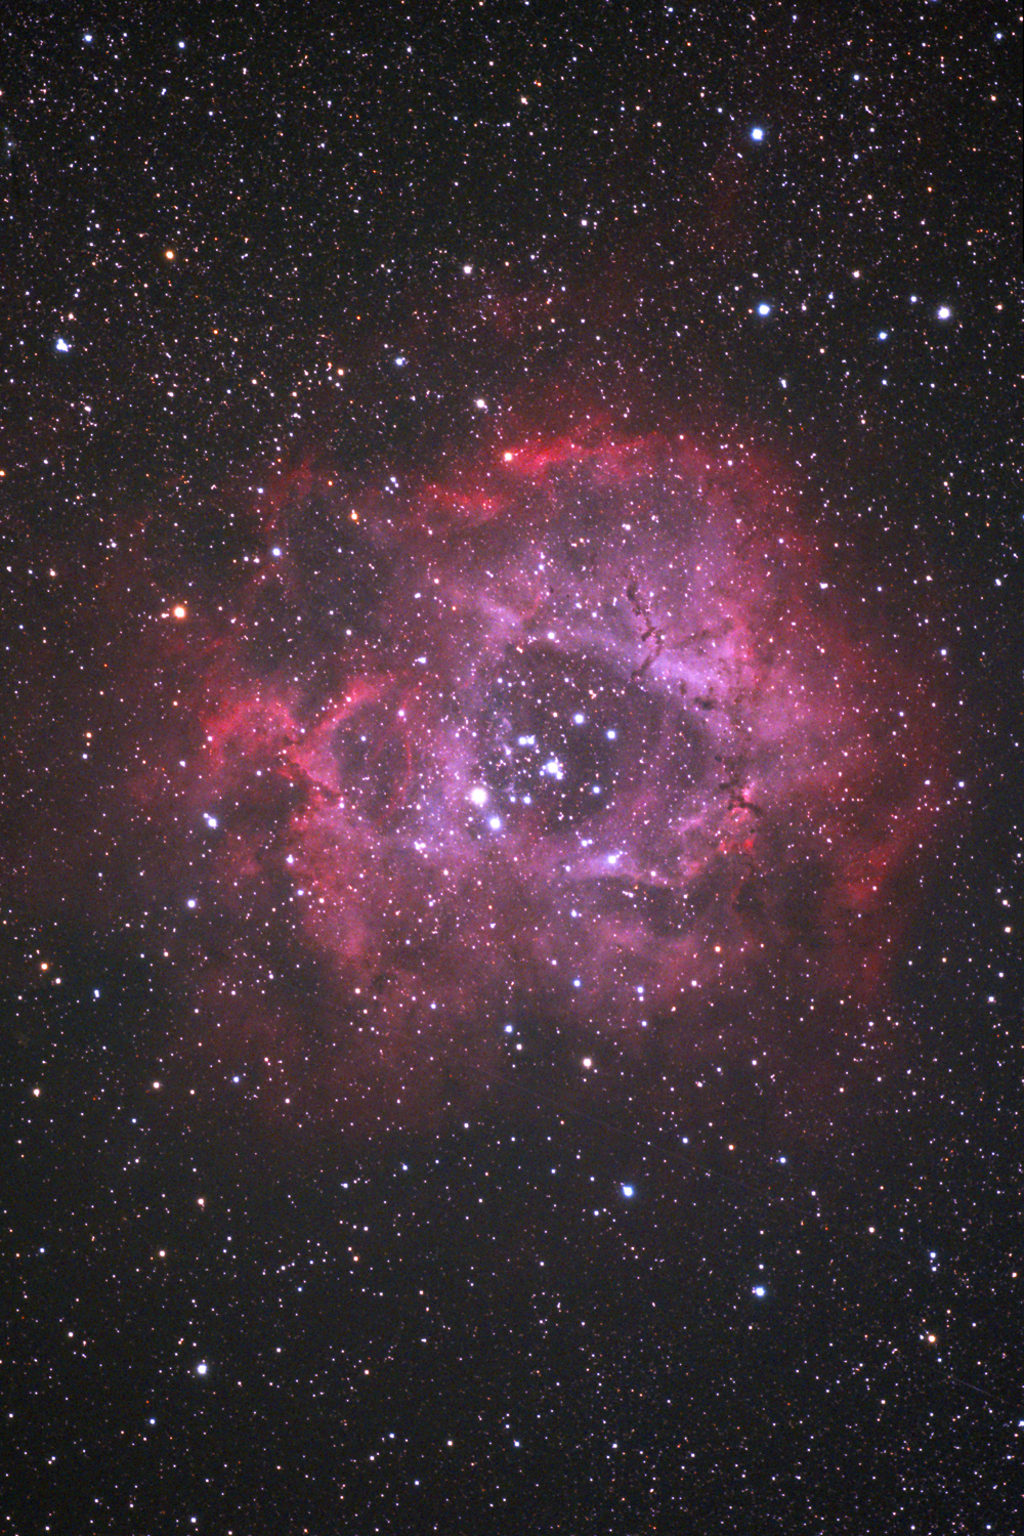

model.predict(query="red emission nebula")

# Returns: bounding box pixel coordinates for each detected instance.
[149,426,950,1127]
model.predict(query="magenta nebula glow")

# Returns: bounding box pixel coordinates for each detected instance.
[132,425,951,1129]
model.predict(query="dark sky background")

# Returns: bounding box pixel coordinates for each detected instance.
[1,3,1021,1532]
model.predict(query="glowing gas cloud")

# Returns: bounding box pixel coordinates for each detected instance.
[154,426,949,1125]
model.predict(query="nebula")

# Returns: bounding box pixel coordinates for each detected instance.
[153,425,949,1127]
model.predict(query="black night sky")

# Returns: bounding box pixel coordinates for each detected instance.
[1,4,1022,1532]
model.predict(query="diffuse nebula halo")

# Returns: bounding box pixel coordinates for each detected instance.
[181,427,948,1124]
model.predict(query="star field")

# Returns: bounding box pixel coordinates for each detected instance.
[1,4,1021,1533]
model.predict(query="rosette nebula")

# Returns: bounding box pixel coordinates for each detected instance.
[172,428,948,1125]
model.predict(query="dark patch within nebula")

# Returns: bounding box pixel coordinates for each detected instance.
[113,425,949,1129]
